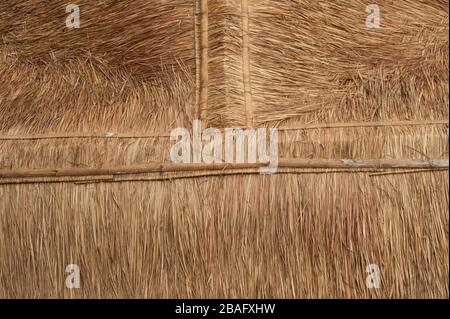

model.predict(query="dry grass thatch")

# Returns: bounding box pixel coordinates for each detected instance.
[0,0,448,298]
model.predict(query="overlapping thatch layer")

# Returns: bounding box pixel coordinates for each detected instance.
[0,170,448,298]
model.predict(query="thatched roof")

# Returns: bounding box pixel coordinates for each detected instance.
[0,0,448,298]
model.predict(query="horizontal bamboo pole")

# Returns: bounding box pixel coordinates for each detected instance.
[0,175,114,185]
[0,162,265,179]
[0,120,447,140]
[0,132,170,140]
[76,168,448,185]
[0,159,447,179]
[277,159,449,169]
[1,167,447,185]
[279,119,449,131]
[369,168,449,177]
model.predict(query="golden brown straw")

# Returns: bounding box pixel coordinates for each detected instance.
[0,0,448,299]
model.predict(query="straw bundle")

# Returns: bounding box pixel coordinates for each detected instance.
[0,0,448,298]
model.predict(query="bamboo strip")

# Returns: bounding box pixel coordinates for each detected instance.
[0,159,447,179]
[242,0,253,127]
[78,168,387,185]
[0,132,170,140]
[368,168,449,177]
[194,0,201,119]
[278,119,449,131]
[0,162,265,179]
[278,159,449,169]
[0,175,114,185]
[199,0,209,123]
[0,120,446,140]
[1,167,446,185]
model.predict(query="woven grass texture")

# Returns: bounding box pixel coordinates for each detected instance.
[0,0,448,298]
